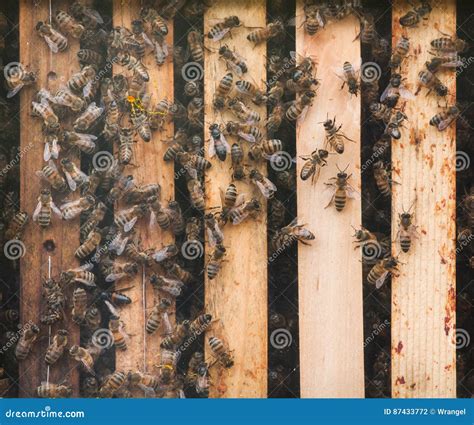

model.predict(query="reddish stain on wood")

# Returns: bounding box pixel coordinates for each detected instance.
[395,376,406,385]
[395,341,404,354]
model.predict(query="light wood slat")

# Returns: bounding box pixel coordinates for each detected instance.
[391,0,456,398]
[296,0,364,398]
[204,0,268,398]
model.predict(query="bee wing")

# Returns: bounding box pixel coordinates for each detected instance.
[44,142,51,162]
[399,86,415,100]
[161,312,173,335]
[208,137,216,158]
[104,300,120,317]
[75,277,96,287]
[332,66,345,79]
[77,169,90,184]
[83,81,93,99]
[124,217,138,233]
[33,200,42,221]
[79,263,94,271]
[138,383,155,397]
[142,32,154,49]
[226,60,244,77]
[149,210,157,228]
[375,270,390,289]
[7,82,24,98]
[437,116,455,131]
[231,210,249,225]
[219,133,231,153]
[44,36,59,53]
[380,84,393,102]
[105,273,125,283]
[152,247,171,263]
[353,57,362,73]
[161,276,184,287]
[255,180,275,199]
[237,131,256,143]
[64,171,77,192]
[323,183,337,208]
[210,28,230,41]
[346,185,361,200]
[51,139,60,159]
[51,201,62,217]
[84,7,104,24]
[296,105,309,124]
[60,198,81,210]
[206,227,217,247]
[234,193,246,207]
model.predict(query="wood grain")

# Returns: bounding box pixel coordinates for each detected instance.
[112,1,174,380]
[391,0,456,398]
[296,0,364,398]
[19,0,81,397]
[204,0,268,398]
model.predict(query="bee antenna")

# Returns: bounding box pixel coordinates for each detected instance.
[343,163,350,173]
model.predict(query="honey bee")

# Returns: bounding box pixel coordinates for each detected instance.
[55,10,84,38]
[5,211,28,240]
[109,315,129,351]
[146,298,172,334]
[235,80,267,105]
[35,21,68,53]
[60,195,95,220]
[354,12,376,45]
[399,0,432,28]
[416,69,448,97]
[107,174,135,205]
[69,1,104,27]
[208,124,230,162]
[373,161,393,197]
[369,102,392,124]
[389,36,410,69]
[218,45,247,76]
[269,198,286,229]
[367,256,399,289]
[187,178,205,211]
[213,73,233,110]
[82,377,98,398]
[187,29,205,63]
[303,4,326,35]
[75,229,102,259]
[33,188,61,228]
[430,34,469,54]
[336,61,360,96]
[299,149,329,183]
[230,143,245,180]
[247,20,284,44]
[68,65,96,94]
[208,336,234,368]
[352,226,379,249]
[323,115,355,154]
[168,201,185,235]
[148,196,172,230]
[69,345,96,375]
[384,110,407,140]
[128,371,160,397]
[160,320,190,349]
[228,98,260,124]
[272,218,315,252]
[5,64,36,98]
[77,49,104,66]
[31,99,59,130]
[429,105,460,131]
[74,102,103,132]
[45,329,68,365]
[266,102,284,134]
[207,16,240,41]
[62,131,97,155]
[396,200,419,253]
[60,263,96,287]
[41,278,65,325]
[250,169,277,199]
[185,352,204,389]
[150,274,185,298]
[72,287,88,324]
[99,371,127,398]
[15,324,40,360]
[84,306,101,330]
[140,7,168,36]
[158,348,180,384]
[285,90,315,122]
[324,165,359,212]
[204,213,224,245]
[116,52,149,82]
[130,20,154,59]
[267,81,285,107]
[114,204,148,232]
[124,183,161,205]
[80,202,106,240]
[131,109,151,143]
[61,158,89,191]
[189,314,212,336]
[206,244,226,280]
[37,382,72,398]
[195,362,210,397]
[184,81,202,98]
[380,73,414,108]
[118,127,135,165]
[165,262,194,286]
[187,96,204,128]
[104,261,138,283]
[186,216,201,241]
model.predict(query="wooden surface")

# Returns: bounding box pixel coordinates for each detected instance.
[112,2,175,379]
[204,0,268,398]
[19,0,80,397]
[391,0,456,398]
[295,1,364,398]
